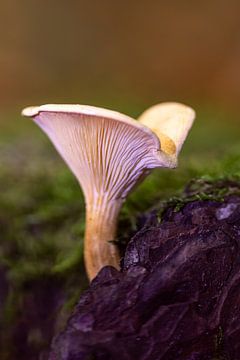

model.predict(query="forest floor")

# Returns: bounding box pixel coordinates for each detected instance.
[0,104,239,359]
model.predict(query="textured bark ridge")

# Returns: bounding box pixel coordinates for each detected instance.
[49,194,240,360]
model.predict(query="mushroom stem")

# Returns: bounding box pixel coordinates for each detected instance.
[84,195,123,280]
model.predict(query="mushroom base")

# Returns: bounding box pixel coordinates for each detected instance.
[84,196,123,280]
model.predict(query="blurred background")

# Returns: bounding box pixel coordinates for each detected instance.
[0,1,240,359]
[1,0,240,109]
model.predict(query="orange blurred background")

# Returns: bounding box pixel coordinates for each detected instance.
[1,0,240,111]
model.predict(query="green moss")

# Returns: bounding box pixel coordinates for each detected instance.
[155,177,240,222]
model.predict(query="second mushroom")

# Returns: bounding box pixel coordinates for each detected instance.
[22,102,195,280]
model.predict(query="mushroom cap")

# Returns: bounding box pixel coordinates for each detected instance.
[22,104,175,201]
[138,102,195,156]
[22,104,157,142]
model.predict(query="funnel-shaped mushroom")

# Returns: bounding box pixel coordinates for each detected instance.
[22,102,195,280]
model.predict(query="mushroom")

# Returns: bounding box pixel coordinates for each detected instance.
[22,102,195,280]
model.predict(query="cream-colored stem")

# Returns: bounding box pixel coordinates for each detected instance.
[84,195,123,280]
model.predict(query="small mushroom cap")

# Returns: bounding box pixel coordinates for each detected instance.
[22,104,175,202]
[138,102,195,156]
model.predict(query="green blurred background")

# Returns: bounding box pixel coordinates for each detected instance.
[1,0,240,108]
[0,1,240,359]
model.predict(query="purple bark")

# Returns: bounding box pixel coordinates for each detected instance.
[50,196,240,360]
